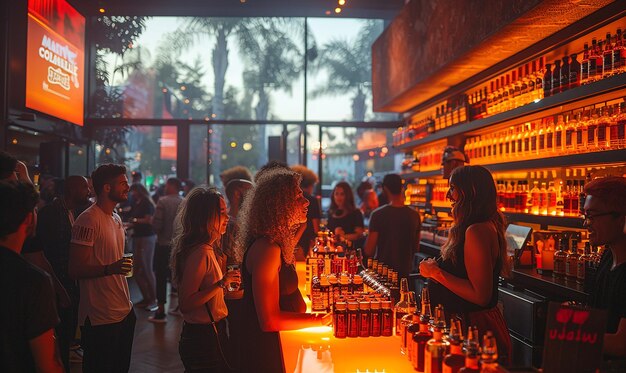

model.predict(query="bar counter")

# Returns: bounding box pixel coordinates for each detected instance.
[280,262,414,372]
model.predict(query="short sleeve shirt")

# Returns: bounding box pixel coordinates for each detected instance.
[130,198,155,237]
[588,249,626,334]
[1,246,58,373]
[71,204,131,326]
[327,209,364,235]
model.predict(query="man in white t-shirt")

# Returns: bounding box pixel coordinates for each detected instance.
[69,164,135,373]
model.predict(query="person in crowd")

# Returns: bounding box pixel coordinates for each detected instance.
[364,173,421,280]
[291,165,321,257]
[419,165,512,364]
[253,160,289,183]
[130,171,143,185]
[236,168,332,373]
[149,178,184,323]
[376,181,389,206]
[0,150,32,182]
[328,181,365,245]
[170,187,240,372]
[441,146,469,180]
[220,165,252,188]
[583,176,626,357]
[182,179,196,196]
[128,183,157,310]
[69,164,135,373]
[0,181,64,372]
[35,175,92,370]
[357,178,379,219]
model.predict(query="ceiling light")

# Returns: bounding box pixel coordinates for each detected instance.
[338,0,346,5]
[335,7,342,14]
[99,8,105,13]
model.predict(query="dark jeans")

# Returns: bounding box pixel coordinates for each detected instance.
[81,310,136,373]
[155,244,172,305]
[56,277,79,372]
[179,320,230,373]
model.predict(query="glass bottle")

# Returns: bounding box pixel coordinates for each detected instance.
[564,114,576,153]
[333,301,348,338]
[480,332,500,372]
[545,116,555,154]
[459,327,480,373]
[425,305,451,373]
[400,291,417,355]
[502,75,510,112]
[412,287,433,372]
[547,181,557,216]
[394,278,410,336]
[530,180,540,215]
[535,57,545,100]
[556,180,565,217]
[560,56,570,92]
[570,180,580,215]
[539,181,548,216]
[554,114,565,154]
[566,239,579,280]
[405,310,421,362]
[370,300,382,337]
[538,120,546,154]
[347,301,359,338]
[596,105,610,150]
[613,28,625,75]
[603,32,614,78]
[358,300,371,338]
[552,59,562,96]
[443,319,464,373]
[553,238,568,279]
[588,38,602,83]
[609,102,625,149]
[381,300,393,336]
[576,242,592,285]
[543,62,553,98]
[575,110,588,150]
[569,53,581,89]
[587,107,599,151]
[581,43,590,85]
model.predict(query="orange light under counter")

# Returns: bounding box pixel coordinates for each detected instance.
[279,262,414,372]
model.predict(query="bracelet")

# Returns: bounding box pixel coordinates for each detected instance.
[103,264,109,276]
[217,279,227,290]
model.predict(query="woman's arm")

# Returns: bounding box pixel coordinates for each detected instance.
[178,248,236,314]
[420,224,496,307]
[248,239,328,332]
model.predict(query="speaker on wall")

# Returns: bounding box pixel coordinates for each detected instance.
[39,141,67,178]
[268,135,286,163]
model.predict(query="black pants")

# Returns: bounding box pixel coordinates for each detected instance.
[179,320,229,373]
[56,277,79,372]
[81,310,136,373]
[155,244,172,305]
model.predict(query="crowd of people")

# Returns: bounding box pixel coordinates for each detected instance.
[1,146,624,372]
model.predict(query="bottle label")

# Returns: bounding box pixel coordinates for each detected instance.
[335,313,347,338]
[371,312,381,337]
[614,50,623,68]
[555,131,563,148]
[547,132,554,149]
[359,313,370,337]
[554,257,566,275]
[565,129,574,147]
[348,313,359,337]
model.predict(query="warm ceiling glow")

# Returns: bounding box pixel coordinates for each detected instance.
[180,85,186,91]
[230,141,237,148]
[338,0,346,5]
[98,8,105,13]
[334,7,342,14]
[381,146,389,153]
[243,143,253,151]
[11,138,18,145]
[352,154,360,161]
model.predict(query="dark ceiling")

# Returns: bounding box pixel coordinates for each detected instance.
[68,0,405,19]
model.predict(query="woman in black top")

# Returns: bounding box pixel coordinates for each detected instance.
[419,165,512,363]
[128,184,157,309]
[327,182,364,245]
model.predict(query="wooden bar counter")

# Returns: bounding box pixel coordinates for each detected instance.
[279,262,414,373]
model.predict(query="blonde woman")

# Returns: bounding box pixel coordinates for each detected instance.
[170,187,240,372]
[236,168,331,373]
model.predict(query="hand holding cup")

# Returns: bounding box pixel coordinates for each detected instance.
[223,265,241,292]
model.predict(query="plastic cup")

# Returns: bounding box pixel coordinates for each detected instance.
[226,264,241,291]
[123,253,134,277]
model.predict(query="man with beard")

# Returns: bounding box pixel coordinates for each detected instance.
[0,181,64,372]
[36,176,92,370]
[69,164,135,372]
[583,176,626,358]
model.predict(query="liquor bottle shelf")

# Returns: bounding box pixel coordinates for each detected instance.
[479,148,626,172]
[504,213,583,229]
[394,74,626,151]
[399,169,441,179]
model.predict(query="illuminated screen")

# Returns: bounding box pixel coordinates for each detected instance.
[26,0,85,126]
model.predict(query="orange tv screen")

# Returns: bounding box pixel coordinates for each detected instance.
[26,0,85,126]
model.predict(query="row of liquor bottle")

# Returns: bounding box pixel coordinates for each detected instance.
[392,27,625,148]
[467,102,626,164]
[536,237,603,284]
[401,144,445,173]
[332,295,394,338]
[395,286,501,373]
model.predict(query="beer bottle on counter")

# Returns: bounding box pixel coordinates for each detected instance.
[400,291,418,355]
[443,320,464,373]
[565,239,579,280]
[381,300,394,336]
[459,327,480,373]
[359,300,371,338]
[370,300,382,337]
[347,301,359,338]
[553,238,568,279]
[412,287,433,373]
[405,307,421,361]
[394,278,411,336]
[576,242,592,284]
[480,331,501,372]
[425,305,451,373]
[333,301,348,338]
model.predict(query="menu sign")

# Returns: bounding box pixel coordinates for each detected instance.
[542,302,606,373]
[25,0,85,126]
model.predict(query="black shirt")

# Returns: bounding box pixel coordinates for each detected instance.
[36,198,76,279]
[297,193,321,254]
[589,249,626,334]
[130,198,155,237]
[0,246,59,373]
[327,209,364,236]
[368,204,421,279]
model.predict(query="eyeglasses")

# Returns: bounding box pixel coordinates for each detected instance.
[581,211,621,224]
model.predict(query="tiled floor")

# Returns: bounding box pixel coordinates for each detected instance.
[70,280,185,372]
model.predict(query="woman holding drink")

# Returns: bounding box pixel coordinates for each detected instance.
[170,187,241,372]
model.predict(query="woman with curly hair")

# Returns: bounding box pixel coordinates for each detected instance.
[170,187,240,372]
[419,165,512,364]
[235,168,332,373]
[328,181,365,245]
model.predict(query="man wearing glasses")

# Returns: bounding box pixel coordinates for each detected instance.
[583,176,626,358]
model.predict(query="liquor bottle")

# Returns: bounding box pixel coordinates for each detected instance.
[405,310,421,362]
[552,59,562,96]
[554,114,565,153]
[575,110,588,150]
[487,81,495,116]
[481,87,488,117]
[530,180,540,215]
[576,242,592,285]
[587,107,599,151]
[609,102,626,149]
[459,327,480,373]
[425,305,451,373]
[525,64,534,104]
[563,180,573,215]
[400,291,418,355]
[588,38,602,83]
[547,181,557,216]
[358,300,371,337]
[347,301,359,338]
[515,67,523,107]
[537,120,546,154]
[394,278,410,336]
[564,114,576,153]
[569,53,581,89]
[581,43,590,85]
[539,181,548,216]
[381,300,393,336]
[442,320,464,373]
[556,180,564,216]
[613,29,625,75]
[535,57,545,100]
[553,238,568,279]
[566,239,579,280]
[320,275,331,312]
[545,116,555,154]
[560,56,570,92]
[597,105,611,150]
[412,287,433,373]
[603,32,614,78]
[502,75,510,112]
[333,301,348,338]
[515,125,523,157]
[311,275,325,311]
[543,63,553,98]
[370,300,382,337]
[480,332,500,372]
[571,180,580,215]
